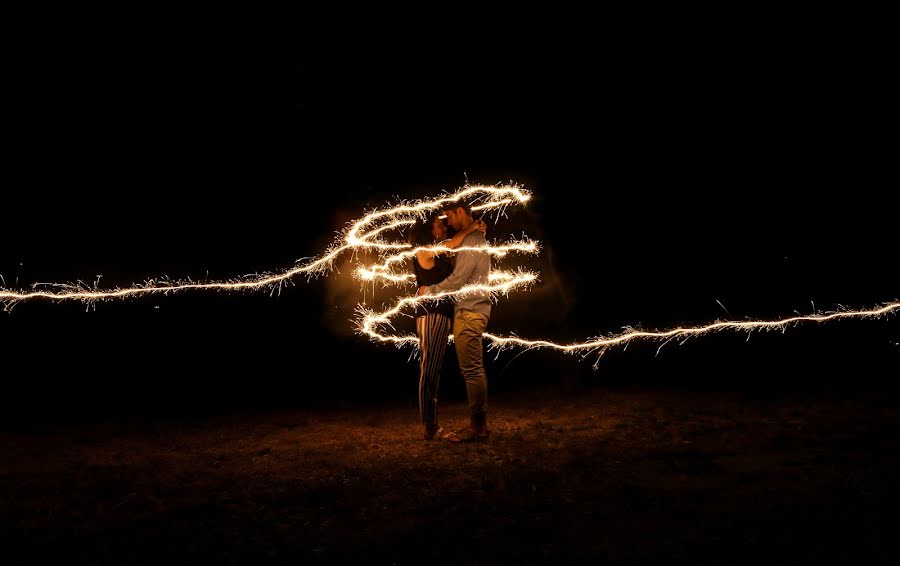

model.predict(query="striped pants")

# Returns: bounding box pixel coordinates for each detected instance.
[415,312,452,426]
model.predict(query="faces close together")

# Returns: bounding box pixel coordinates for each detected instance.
[431,216,448,241]
[443,208,466,231]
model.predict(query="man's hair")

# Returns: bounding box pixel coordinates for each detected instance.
[441,200,473,215]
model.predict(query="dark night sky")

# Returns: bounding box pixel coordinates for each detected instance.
[2,39,897,420]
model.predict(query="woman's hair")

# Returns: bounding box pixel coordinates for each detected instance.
[407,214,443,248]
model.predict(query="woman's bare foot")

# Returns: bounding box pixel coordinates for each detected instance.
[423,424,443,441]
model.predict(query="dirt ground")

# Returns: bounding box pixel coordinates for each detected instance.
[3,385,900,564]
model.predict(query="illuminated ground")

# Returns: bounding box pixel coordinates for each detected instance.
[3,386,899,564]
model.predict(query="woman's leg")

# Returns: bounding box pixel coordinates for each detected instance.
[416,313,452,427]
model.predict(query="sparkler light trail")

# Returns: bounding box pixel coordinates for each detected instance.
[359,280,900,363]
[2,182,896,366]
[0,184,532,306]
[345,195,898,362]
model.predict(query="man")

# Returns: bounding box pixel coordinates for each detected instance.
[417,201,491,442]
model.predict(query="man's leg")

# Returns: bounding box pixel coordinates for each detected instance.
[452,311,489,437]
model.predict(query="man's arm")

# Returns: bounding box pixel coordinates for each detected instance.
[422,247,479,295]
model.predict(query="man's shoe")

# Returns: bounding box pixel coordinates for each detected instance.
[443,426,490,443]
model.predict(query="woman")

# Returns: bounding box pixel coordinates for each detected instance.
[410,213,486,440]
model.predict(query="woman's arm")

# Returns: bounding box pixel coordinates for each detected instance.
[440,219,487,250]
[416,220,487,263]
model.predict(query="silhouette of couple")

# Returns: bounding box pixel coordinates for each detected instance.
[410,201,491,442]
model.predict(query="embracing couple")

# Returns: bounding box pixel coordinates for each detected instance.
[411,200,491,443]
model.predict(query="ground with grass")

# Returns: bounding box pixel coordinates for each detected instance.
[3,385,900,564]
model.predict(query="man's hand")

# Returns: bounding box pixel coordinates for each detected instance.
[417,286,428,296]
[474,219,487,235]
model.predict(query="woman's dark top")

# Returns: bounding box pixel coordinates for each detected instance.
[413,253,454,318]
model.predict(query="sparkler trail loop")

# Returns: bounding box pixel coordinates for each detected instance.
[358,274,900,359]
[0,184,531,305]
[345,192,899,361]
[2,183,896,366]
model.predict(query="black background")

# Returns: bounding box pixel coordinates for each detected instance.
[2,37,897,422]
